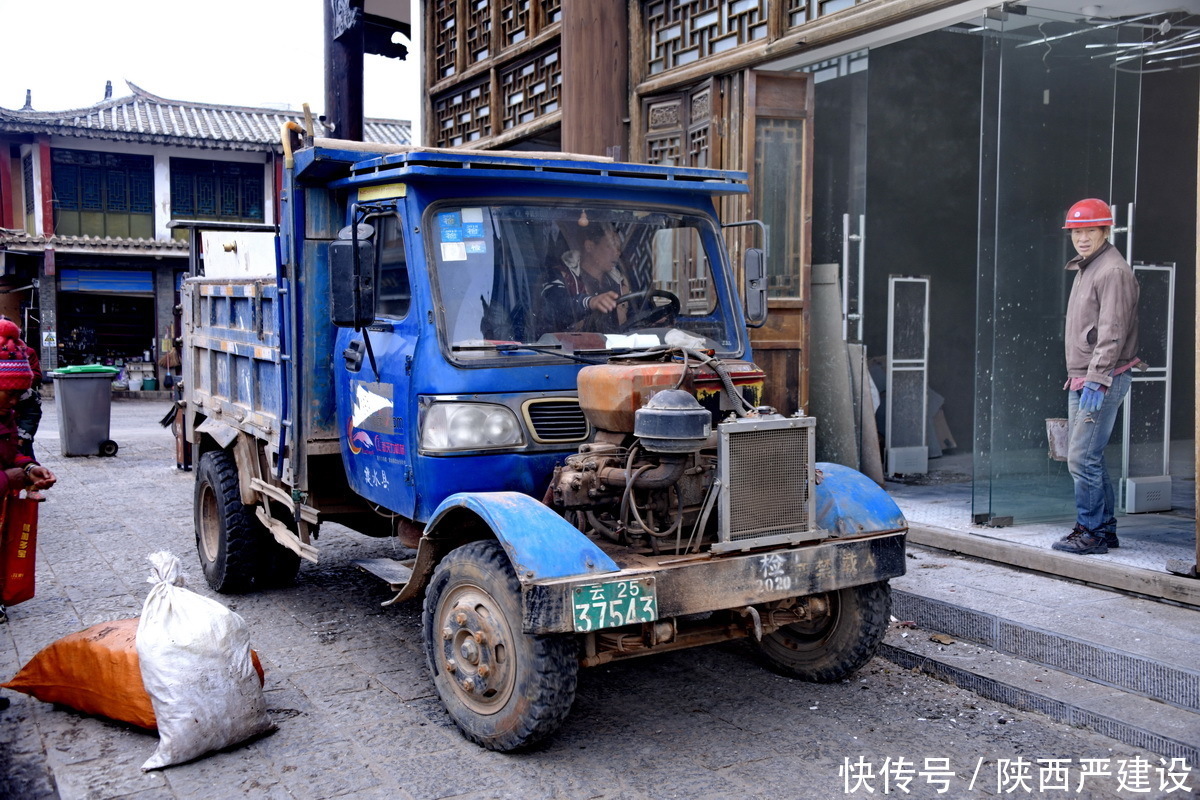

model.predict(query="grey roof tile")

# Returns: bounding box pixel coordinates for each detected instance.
[0,81,411,151]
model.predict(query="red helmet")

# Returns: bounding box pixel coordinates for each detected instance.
[1063,198,1113,229]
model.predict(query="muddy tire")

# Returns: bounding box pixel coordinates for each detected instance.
[195,450,284,593]
[423,540,578,751]
[755,581,891,682]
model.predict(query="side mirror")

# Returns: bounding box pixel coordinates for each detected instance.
[744,247,768,327]
[330,238,376,328]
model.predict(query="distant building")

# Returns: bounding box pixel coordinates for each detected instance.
[0,80,410,382]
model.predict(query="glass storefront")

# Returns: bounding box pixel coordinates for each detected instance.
[799,4,1196,526]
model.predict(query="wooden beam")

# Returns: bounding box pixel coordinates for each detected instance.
[910,524,1200,608]
[561,0,628,157]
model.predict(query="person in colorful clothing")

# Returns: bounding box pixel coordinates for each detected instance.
[0,316,44,461]
[1051,199,1140,556]
[0,318,55,625]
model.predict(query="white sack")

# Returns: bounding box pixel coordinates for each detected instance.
[137,552,274,770]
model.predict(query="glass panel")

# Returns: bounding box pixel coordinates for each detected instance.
[1127,380,1167,477]
[754,116,807,298]
[973,7,1142,524]
[428,203,742,364]
[805,50,867,339]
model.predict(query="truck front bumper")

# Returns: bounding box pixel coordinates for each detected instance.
[521,530,906,634]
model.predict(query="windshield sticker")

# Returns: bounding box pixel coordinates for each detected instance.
[463,222,484,238]
[441,241,467,262]
[465,241,487,255]
[461,207,483,223]
[438,211,461,229]
[351,381,395,432]
[441,226,463,243]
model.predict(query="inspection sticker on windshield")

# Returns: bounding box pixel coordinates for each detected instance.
[572,577,657,632]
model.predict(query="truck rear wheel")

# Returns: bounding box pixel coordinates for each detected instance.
[422,540,578,752]
[755,581,891,682]
[195,450,298,592]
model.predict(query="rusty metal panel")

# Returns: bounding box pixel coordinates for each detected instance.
[523,531,906,633]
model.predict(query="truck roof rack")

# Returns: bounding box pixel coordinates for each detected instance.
[294,141,748,195]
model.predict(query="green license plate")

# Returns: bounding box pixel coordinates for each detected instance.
[572,577,658,632]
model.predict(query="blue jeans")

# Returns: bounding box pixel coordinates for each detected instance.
[1067,371,1132,532]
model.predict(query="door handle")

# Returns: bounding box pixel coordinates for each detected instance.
[343,339,365,372]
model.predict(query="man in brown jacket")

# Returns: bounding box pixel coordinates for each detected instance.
[1052,199,1140,555]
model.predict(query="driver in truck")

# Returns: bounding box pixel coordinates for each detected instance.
[539,220,630,333]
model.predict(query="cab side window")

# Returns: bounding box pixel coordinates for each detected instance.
[377,215,410,318]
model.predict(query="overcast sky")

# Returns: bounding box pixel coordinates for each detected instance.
[0,0,420,129]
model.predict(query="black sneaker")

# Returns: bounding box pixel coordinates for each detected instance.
[1098,519,1120,549]
[1052,524,1109,555]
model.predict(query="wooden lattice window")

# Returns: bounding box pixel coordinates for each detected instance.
[644,0,768,76]
[541,0,561,24]
[501,47,561,130]
[500,0,533,45]
[466,0,491,63]
[170,159,264,223]
[786,0,864,27]
[432,0,458,78]
[52,149,154,239]
[433,81,492,146]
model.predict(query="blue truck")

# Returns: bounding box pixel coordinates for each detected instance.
[182,132,907,751]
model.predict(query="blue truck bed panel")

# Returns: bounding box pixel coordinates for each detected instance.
[184,279,283,442]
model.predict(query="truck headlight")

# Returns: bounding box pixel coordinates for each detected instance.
[421,403,525,451]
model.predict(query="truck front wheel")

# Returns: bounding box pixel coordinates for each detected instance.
[422,540,578,752]
[195,450,290,593]
[755,581,891,682]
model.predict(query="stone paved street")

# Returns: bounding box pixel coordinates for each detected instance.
[0,399,1182,800]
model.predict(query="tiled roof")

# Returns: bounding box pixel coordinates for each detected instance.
[0,82,410,152]
[0,229,189,256]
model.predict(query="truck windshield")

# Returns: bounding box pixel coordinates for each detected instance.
[430,204,742,363]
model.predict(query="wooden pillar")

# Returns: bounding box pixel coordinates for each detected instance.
[0,141,13,229]
[37,136,52,236]
[561,0,629,158]
[324,0,365,142]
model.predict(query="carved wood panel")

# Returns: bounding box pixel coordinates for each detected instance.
[431,0,458,78]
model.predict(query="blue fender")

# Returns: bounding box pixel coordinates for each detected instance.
[814,462,907,537]
[426,491,620,581]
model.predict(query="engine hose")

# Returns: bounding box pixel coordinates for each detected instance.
[627,481,681,540]
[676,346,754,417]
[600,454,687,489]
[586,510,623,543]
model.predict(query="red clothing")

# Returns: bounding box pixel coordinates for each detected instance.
[0,409,34,495]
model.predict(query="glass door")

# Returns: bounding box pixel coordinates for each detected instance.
[973,6,1143,524]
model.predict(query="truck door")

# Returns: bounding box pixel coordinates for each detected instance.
[336,210,419,518]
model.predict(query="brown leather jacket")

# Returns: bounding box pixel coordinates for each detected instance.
[1064,241,1139,386]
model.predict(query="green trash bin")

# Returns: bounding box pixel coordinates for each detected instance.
[50,365,120,457]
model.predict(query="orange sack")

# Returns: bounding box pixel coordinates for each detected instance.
[1,617,264,730]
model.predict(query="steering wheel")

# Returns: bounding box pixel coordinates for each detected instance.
[613,289,681,330]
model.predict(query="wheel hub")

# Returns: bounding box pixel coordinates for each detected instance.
[198,485,220,562]
[437,590,515,715]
